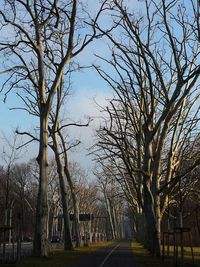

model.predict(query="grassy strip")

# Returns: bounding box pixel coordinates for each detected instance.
[131,241,200,267]
[16,241,114,267]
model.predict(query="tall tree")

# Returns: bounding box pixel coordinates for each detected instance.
[0,0,107,257]
[93,0,200,256]
[48,74,90,248]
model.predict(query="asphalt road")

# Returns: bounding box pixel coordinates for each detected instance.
[69,241,137,267]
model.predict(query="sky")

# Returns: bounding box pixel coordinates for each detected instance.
[1,0,195,174]
[0,0,145,173]
[0,31,112,173]
[0,53,112,171]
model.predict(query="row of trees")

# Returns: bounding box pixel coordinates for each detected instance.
[0,150,125,246]
[92,0,200,256]
[0,0,199,258]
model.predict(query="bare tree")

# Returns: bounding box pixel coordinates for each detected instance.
[49,126,74,250]
[1,133,22,240]
[0,0,107,257]
[95,168,125,240]
[48,73,90,248]
[93,0,200,256]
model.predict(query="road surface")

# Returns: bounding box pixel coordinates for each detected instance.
[69,241,137,267]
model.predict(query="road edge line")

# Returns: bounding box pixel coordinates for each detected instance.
[98,243,121,267]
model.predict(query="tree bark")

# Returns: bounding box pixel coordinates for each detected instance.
[105,195,116,239]
[143,183,161,256]
[64,165,81,248]
[52,133,73,250]
[33,111,49,257]
[142,128,161,256]
[58,131,81,247]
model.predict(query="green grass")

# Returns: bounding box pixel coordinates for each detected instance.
[16,241,114,267]
[131,241,200,267]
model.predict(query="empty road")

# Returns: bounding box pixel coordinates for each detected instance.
[69,241,137,267]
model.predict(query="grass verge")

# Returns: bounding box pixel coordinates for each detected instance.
[131,241,200,267]
[16,241,114,267]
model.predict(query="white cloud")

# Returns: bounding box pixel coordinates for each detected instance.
[65,86,112,174]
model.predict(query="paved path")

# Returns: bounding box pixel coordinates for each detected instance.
[69,241,137,267]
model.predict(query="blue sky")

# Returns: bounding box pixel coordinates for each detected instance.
[0,0,196,171]
[0,35,112,169]
[0,0,126,167]
[0,0,144,131]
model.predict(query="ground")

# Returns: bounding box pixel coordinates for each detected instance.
[15,240,200,267]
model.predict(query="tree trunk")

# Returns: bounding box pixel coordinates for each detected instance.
[112,204,118,238]
[58,131,81,247]
[105,195,116,239]
[59,173,73,250]
[134,212,147,246]
[195,208,200,238]
[53,133,73,250]
[142,128,161,256]
[143,183,161,256]
[33,112,49,257]
[64,166,81,248]
[155,194,161,245]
